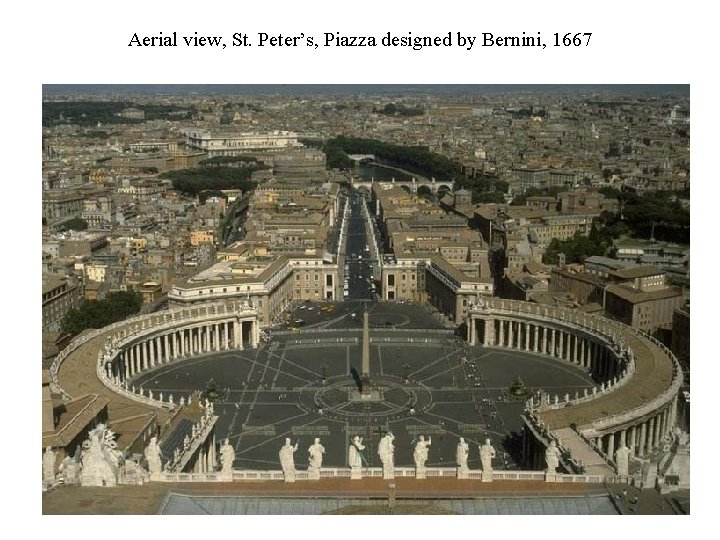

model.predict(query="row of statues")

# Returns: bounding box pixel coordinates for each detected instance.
[276,434,507,480]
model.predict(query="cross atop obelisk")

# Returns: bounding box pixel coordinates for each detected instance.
[361,308,371,393]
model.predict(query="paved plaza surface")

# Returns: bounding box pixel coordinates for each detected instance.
[133,302,596,471]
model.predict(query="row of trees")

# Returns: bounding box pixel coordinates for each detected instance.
[374,103,425,116]
[620,189,689,244]
[42,101,140,127]
[42,101,194,126]
[160,164,266,196]
[61,291,143,337]
[323,136,462,181]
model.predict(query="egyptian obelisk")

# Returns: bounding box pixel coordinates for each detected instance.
[361,308,371,394]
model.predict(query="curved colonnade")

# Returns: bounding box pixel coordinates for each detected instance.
[467,298,683,475]
[52,302,261,412]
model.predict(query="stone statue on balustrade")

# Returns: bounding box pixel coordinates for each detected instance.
[279,438,299,482]
[545,440,561,473]
[456,438,469,478]
[144,436,163,477]
[308,438,325,479]
[220,438,235,476]
[480,438,496,472]
[615,443,630,477]
[413,435,432,478]
[43,446,56,485]
[80,424,122,487]
[349,436,366,472]
[378,432,395,480]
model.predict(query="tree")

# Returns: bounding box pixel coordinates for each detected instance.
[161,165,265,196]
[542,232,608,265]
[60,218,88,231]
[60,291,143,336]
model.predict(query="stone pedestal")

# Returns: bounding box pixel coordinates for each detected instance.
[383,467,394,480]
[545,472,558,483]
[220,471,233,482]
[283,471,296,483]
[481,470,493,483]
[308,468,320,481]
[416,467,426,480]
[457,468,469,480]
[350,466,362,480]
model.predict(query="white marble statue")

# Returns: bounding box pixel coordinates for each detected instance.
[308,438,325,472]
[349,436,365,468]
[43,446,56,484]
[615,443,630,477]
[480,438,496,472]
[80,424,122,487]
[413,435,432,472]
[378,432,395,479]
[545,440,561,473]
[279,438,299,482]
[456,438,469,471]
[220,438,235,474]
[144,436,163,476]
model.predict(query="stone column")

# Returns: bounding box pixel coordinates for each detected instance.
[629,426,636,455]
[240,321,245,349]
[142,342,148,370]
[499,319,505,347]
[534,325,540,352]
[508,320,514,348]
[606,431,615,459]
[214,324,220,351]
[524,323,530,351]
[233,320,240,348]
[163,334,169,363]
[124,352,130,379]
[550,329,556,357]
[180,330,186,357]
[253,321,260,348]
[149,338,156,367]
[653,414,662,446]
[638,422,647,457]
[573,335,580,364]
[646,417,656,454]
[619,430,626,448]
[133,346,139,376]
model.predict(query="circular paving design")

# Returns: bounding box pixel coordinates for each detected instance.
[297,374,433,422]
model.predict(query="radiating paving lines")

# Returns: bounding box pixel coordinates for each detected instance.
[408,347,462,379]
[264,347,321,381]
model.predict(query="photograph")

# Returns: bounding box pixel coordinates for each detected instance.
[40,84,690,515]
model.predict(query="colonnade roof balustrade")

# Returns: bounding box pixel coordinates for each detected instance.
[469,298,680,435]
